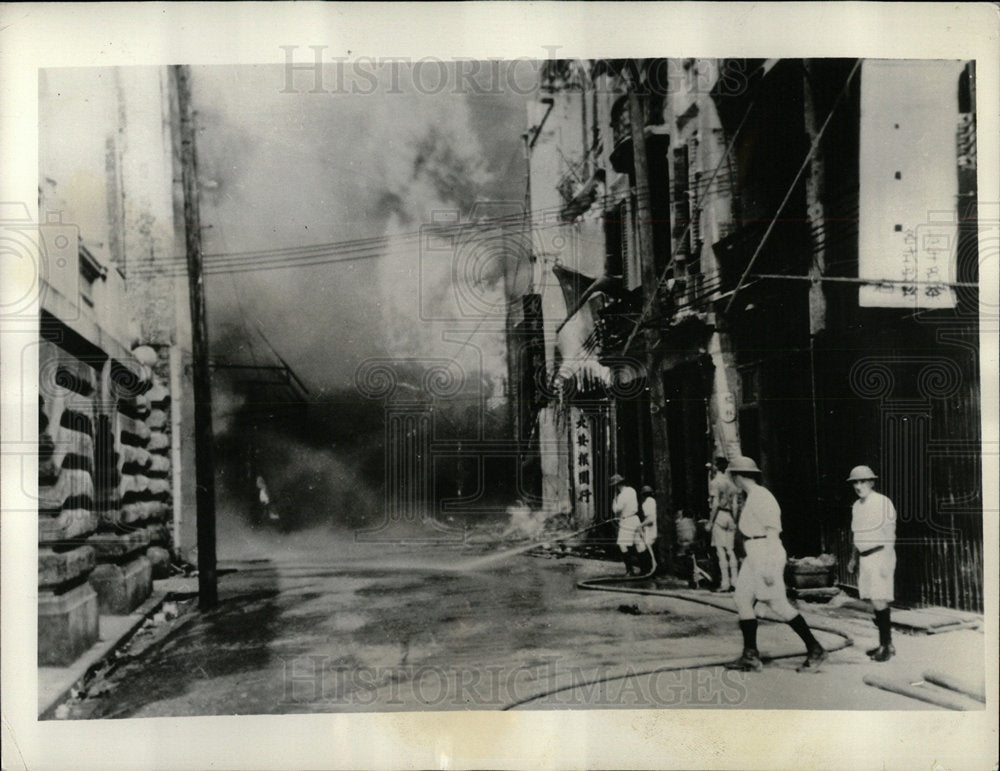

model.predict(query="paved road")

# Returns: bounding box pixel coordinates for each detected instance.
[61,538,983,717]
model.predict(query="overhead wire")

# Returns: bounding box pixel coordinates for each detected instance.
[620,59,770,355]
[724,59,862,313]
[124,197,582,277]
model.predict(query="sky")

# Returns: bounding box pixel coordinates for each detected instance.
[192,62,533,396]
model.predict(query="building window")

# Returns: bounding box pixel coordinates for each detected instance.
[78,245,105,308]
[739,366,760,406]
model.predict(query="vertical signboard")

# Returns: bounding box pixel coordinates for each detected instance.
[858,59,966,309]
[569,406,595,525]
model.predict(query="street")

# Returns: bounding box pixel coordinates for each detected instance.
[57,528,984,717]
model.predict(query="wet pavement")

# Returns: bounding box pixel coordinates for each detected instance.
[56,535,985,717]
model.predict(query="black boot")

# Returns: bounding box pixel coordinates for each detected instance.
[865,616,881,657]
[869,608,895,661]
[725,648,763,672]
[788,614,826,673]
[739,618,758,651]
[796,645,828,673]
[788,614,820,651]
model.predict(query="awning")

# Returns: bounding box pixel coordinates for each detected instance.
[552,263,597,317]
[554,296,613,394]
[555,273,623,334]
[560,169,606,222]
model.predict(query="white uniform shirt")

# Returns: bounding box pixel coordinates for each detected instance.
[641,497,657,541]
[612,485,638,519]
[851,491,896,550]
[709,472,739,512]
[738,486,782,537]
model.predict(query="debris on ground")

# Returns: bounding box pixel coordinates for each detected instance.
[51,596,197,720]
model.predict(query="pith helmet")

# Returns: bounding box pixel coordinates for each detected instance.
[640,485,654,495]
[609,473,625,484]
[727,455,762,475]
[847,465,878,482]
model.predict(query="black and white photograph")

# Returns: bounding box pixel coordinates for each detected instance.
[2,3,998,769]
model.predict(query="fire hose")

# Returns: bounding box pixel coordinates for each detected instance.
[498,523,854,710]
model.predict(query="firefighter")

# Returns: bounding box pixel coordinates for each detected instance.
[706,457,740,592]
[256,474,279,524]
[610,473,641,575]
[636,485,658,574]
[724,456,827,673]
[845,465,897,662]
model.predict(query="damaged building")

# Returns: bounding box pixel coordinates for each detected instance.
[36,67,199,666]
[508,58,983,610]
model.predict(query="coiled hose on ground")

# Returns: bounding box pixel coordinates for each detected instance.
[501,526,855,710]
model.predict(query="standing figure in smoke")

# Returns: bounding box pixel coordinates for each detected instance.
[256,474,279,525]
[706,457,740,592]
[637,485,658,574]
[610,474,641,576]
[723,456,827,673]
[845,465,897,662]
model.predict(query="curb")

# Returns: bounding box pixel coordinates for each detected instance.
[38,590,167,719]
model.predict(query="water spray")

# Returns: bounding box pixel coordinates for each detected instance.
[453,519,611,571]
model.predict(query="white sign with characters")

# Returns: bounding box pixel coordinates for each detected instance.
[569,406,595,525]
[858,59,967,309]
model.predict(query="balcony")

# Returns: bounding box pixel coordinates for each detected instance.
[609,96,672,177]
[559,168,606,222]
[609,96,634,174]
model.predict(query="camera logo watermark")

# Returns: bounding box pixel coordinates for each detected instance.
[1,204,80,321]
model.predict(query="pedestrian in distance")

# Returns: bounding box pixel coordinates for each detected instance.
[705,457,740,592]
[723,456,828,673]
[845,465,897,662]
[255,474,279,525]
[636,485,658,574]
[610,473,641,576]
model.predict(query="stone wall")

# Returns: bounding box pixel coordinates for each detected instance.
[38,340,101,665]
[37,335,176,662]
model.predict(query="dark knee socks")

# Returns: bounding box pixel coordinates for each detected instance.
[739,618,758,651]
[788,614,820,650]
[874,608,892,646]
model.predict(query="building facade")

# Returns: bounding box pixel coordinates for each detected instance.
[510,58,983,610]
[37,66,198,665]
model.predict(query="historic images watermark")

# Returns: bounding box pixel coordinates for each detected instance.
[280,654,749,709]
[277,47,752,97]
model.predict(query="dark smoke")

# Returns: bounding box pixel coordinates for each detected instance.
[192,64,530,540]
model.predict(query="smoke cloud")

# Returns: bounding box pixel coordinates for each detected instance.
[191,63,530,536]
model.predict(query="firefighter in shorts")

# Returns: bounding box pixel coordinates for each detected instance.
[723,456,827,673]
[845,465,897,662]
[706,457,740,592]
[636,485,658,574]
[611,474,641,575]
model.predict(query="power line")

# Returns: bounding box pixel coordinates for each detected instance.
[724,60,862,313]
[621,60,767,355]
[119,189,615,279]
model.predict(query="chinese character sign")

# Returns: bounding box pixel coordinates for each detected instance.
[858,59,966,309]
[570,407,595,524]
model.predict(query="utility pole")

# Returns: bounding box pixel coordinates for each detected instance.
[803,60,828,338]
[803,59,828,549]
[174,64,217,609]
[626,63,675,573]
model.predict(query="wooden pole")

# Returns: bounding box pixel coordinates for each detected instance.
[174,64,217,609]
[803,59,827,552]
[627,65,674,573]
